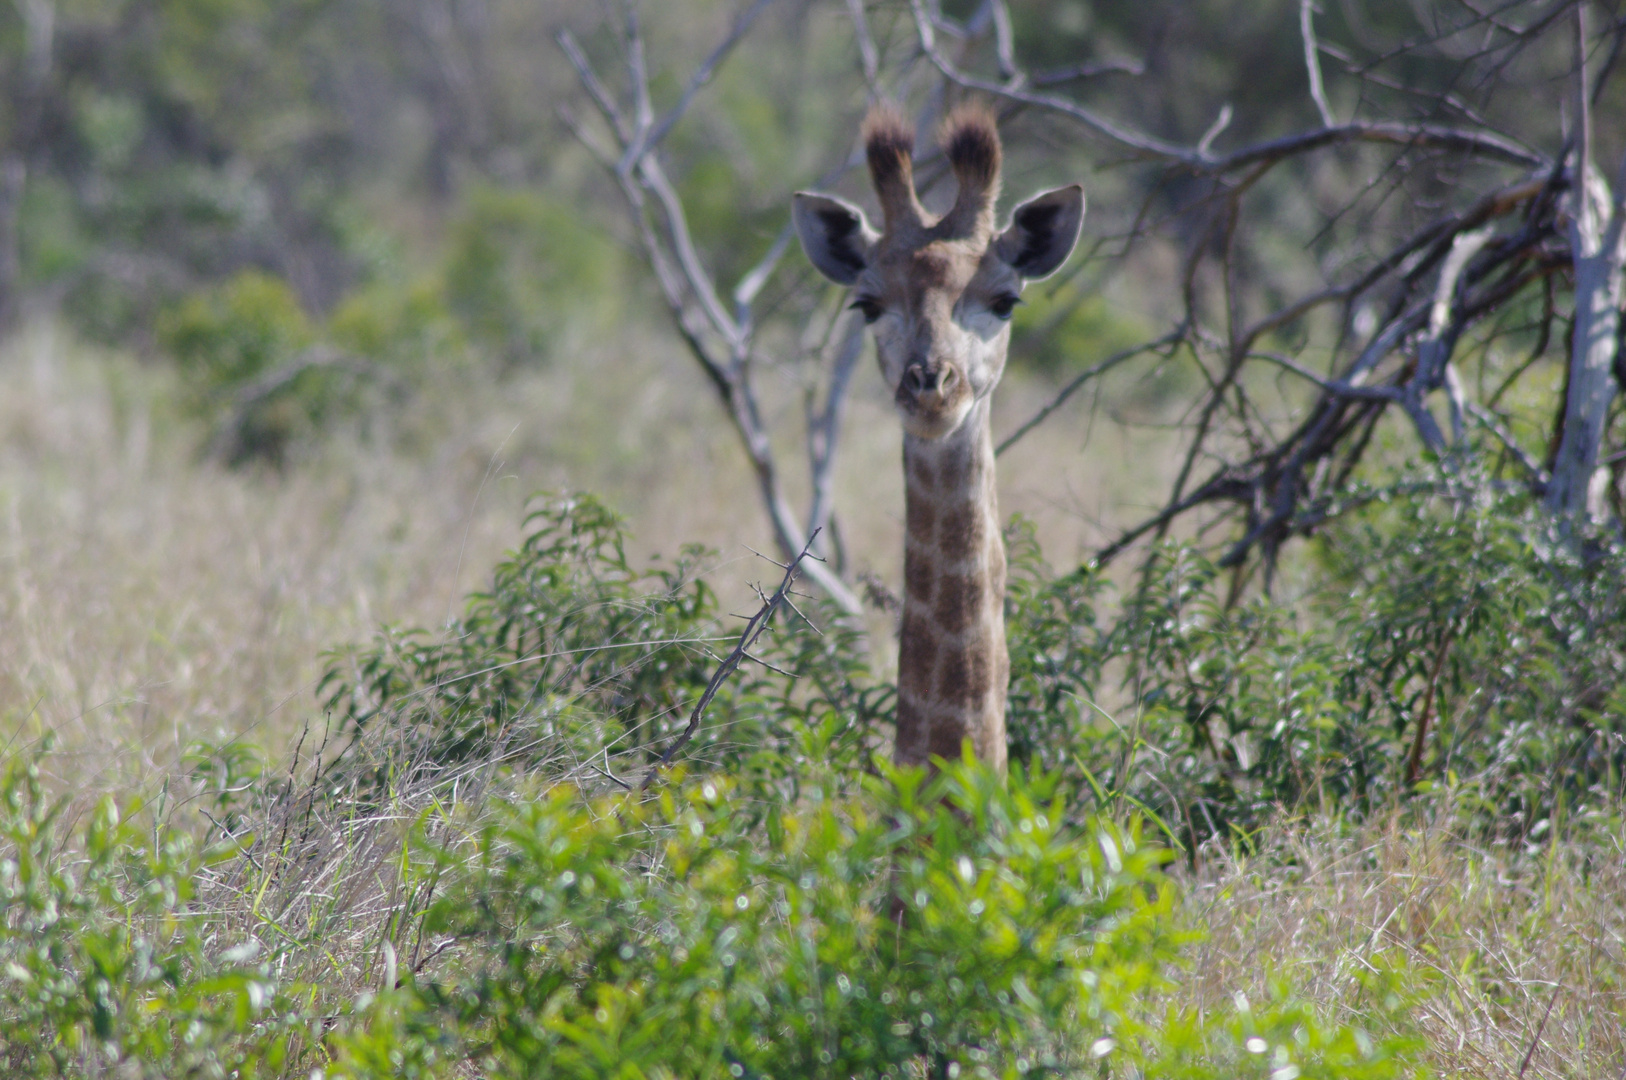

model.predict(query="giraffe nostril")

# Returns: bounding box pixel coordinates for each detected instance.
[938,367,958,391]
[904,365,927,393]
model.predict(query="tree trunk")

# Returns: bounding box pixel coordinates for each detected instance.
[0,156,24,335]
[0,0,56,337]
[1545,169,1626,524]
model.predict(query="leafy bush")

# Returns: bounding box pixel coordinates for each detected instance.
[7,486,1493,1077]
[319,494,887,795]
[327,277,469,383]
[1010,469,1626,846]
[0,748,305,1077]
[331,758,1422,1080]
[156,269,345,464]
[322,472,1626,851]
[157,270,316,397]
[1002,516,1110,771]
[442,187,627,369]
[957,462,1626,857]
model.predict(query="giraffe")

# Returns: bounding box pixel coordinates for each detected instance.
[792,102,1084,773]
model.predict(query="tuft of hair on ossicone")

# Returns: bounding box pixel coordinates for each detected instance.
[936,102,1002,239]
[861,103,922,231]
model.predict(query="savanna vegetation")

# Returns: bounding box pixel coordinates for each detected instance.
[2,0,1625,1076]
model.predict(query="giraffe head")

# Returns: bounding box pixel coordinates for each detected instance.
[793,103,1084,440]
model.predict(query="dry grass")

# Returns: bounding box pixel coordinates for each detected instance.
[0,325,527,794]
[1187,813,1626,1078]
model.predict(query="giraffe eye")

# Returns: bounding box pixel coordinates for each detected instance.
[850,297,884,324]
[988,294,1022,321]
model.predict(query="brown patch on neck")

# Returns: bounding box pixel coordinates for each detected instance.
[931,569,983,634]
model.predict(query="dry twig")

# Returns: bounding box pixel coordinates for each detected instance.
[641,530,823,789]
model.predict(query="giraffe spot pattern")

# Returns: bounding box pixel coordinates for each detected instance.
[933,569,984,634]
[936,643,991,706]
[937,503,984,554]
[905,554,935,605]
[898,612,939,699]
[906,498,936,545]
[927,709,972,762]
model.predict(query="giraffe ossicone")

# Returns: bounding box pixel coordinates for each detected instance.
[792,102,1085,773]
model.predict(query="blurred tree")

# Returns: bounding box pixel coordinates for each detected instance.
[0,0,55,332]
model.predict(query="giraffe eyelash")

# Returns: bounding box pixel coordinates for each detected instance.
[988,294,1022,320]
[850,297,884,324]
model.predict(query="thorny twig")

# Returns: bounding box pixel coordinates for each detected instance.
[641,530,824,789]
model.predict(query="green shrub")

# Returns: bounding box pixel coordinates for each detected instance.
[1062,470,1626,845]
[331,758,1422,1079]
[1002,516,1110,772]
[3,485,1473,1077]
[328,275,466,372]
[318,494,886,796]
[155,268,422,465]
[442,187,626,369]
[158,269,316,393]
[0,747,305,1077]
[322,470,1626,854]
[155,269,336,463]
[978,463,1625,853]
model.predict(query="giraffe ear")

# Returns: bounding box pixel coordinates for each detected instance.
[793,192,878,285]
[995,184,1085,279]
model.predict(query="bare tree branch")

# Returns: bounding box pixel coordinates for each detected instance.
[908,0,1545,169]
[559,12,863,613]
[987,0,1016,83]
[1546,3,1626,525]
[1030,57,1145,86]
[1300,0,1337,127]
[620,0,780,172]
[845,0,881,95]
[642,532,822,788]
[996,331,1185,456]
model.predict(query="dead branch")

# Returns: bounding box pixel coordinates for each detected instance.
[558,10,863,613]
[641,531,822,788]
[997,330,1186,456]
[1545,3,1626,525]
[1299,0,1336,128]
[909,0,1545,170]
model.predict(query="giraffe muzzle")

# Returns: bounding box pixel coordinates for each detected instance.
[896,360,972,438]
[902,362,956,396]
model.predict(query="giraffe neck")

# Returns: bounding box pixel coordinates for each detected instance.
[895,399,1009,773]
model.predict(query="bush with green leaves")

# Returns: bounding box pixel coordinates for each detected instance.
[0,748,305,1078]
[155,268,377,465]
[442,187,627,370]
[320,471,1626,846]
[157,270,316,393]
[318,493,886,795]
[330,757,1422,1080]
[1011,466,1626,846]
